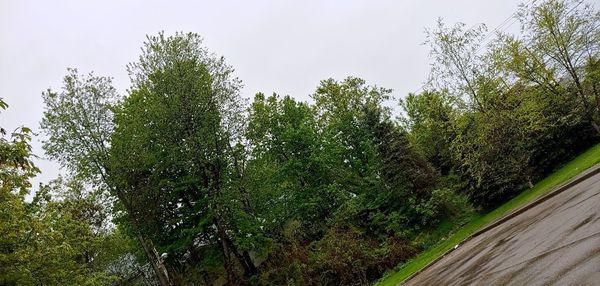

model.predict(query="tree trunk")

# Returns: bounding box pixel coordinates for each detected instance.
[242,250,258,276]
[591,120,600,136]
[118,189,176,286]
[216,223,235,284]
[224,235,257,277]
[214,216,258,282]
[138,234,174,286]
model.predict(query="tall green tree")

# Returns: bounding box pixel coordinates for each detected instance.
[425,20,491,112]
[401,90,458,175]
[311,78,440,234]
[41,69,117,186]
[0,98,39,285]
[500,0,600,133]
[39,69,174,285]
[247,93,343,238]
[111,32,255,285]
[2,99,131,285]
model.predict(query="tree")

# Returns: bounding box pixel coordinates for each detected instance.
[111,32,255,285]
[247,93,348,238]
[312,77,388,197]
[500,0,600,133]
[425,19,490,112]
[245,79,435,285]
[41,69,117,186]
[0,98,39,285]
[419,0,600,206]
[312,78,440,232]
[2,99,131,285]
[400,90,458,175]
[22,178,133,285]
[39,69,174,285]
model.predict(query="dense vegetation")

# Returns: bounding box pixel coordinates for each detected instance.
[378,142,600,286]
[1,0,598,285]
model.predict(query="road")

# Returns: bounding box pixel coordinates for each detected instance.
[404,171,600,286]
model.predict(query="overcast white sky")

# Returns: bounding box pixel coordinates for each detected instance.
[1,0,524,189]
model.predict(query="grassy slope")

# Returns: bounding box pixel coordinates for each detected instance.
[376,143,600,286]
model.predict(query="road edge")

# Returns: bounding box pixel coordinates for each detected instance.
[399,163,600,285]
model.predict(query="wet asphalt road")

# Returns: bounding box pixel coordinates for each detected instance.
[404,171,600,286]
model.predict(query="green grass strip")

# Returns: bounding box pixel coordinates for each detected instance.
[376,143,600,286]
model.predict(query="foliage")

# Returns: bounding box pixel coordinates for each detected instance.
[40,69,119,186]
[14,1,600,284]
[411,0,600,207]
[377,143,600,286]
[0,98,40,285]
[1,99,133,285]
[246,78,454,285]
[379,0,600,283]
[400,90,457,175]
[111,31,256,284]
[309,228,416,286]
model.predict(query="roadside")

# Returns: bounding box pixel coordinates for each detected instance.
[404,165,600,285]
[376,143,600,286]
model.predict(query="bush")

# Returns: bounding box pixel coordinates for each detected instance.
[309,228,416,286]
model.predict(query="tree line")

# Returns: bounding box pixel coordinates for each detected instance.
[1,0,599,285]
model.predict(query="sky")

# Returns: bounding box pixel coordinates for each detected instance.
[1,0,523,189]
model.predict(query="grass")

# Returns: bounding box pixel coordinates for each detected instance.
[376,143,600,286]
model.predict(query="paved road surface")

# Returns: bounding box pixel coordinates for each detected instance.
[404,171,600,286]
